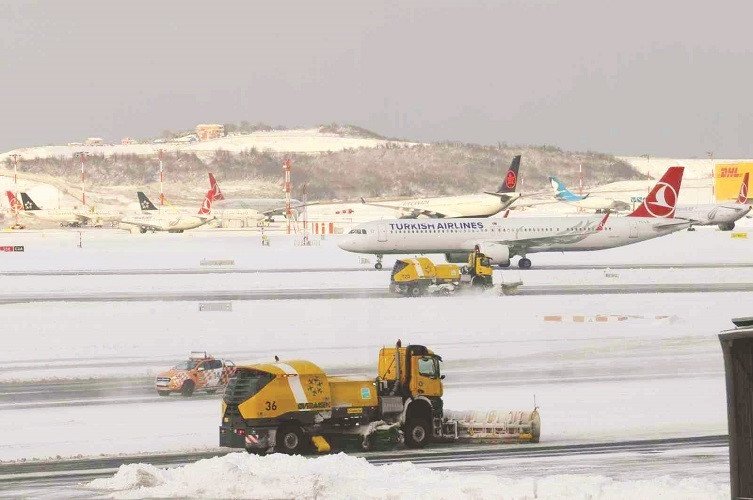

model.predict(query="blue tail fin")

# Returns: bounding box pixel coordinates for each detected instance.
[549,177,584,201]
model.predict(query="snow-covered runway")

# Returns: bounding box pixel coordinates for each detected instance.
[1,226,750,497]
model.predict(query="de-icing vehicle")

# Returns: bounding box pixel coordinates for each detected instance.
[219,341,540,454]
[155,352,235,397]
[389,252,495,296]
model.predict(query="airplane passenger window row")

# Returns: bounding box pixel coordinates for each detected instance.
[389,225,612,234]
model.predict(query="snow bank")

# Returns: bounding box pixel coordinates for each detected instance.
[86,453,725,499]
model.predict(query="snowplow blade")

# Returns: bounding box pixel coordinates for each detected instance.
[443,409,540,443]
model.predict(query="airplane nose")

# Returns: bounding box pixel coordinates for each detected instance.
[337,236,355,251]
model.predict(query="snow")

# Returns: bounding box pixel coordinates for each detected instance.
[617,156,751,180]
[85,453,726,499]
[0,129,419,161]
[0,225,748,483]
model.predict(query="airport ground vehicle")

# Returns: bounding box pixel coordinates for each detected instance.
[155,352,235,397]
[389,252,494,296]
[219,341,540,454]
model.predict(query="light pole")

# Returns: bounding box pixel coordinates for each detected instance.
[640,154,651,195]
[74,152,90,205]
[707,151,715,201]
[158,149,165,206]
[9,154,21,226]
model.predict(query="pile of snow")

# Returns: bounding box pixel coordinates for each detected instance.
[86,453,725,499]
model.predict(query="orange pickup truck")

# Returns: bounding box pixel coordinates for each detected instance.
[155,352,236,397]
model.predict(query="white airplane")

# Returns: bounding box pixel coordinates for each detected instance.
[15,192,83,225]
[548,176,629,212]
[338,166,690,269]
[674,172,751,230]
[120,190,215,233]
[358,155,522,218]
[206,173,291,222]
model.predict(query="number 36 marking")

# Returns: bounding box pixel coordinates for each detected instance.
[265,401,277,411]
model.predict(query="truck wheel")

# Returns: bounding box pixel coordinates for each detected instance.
[361,435,373,451]
[277,425,304,454]
[157,391,170,397]
[181,381,195,397]
[404,419,431,448]
[408,285,423,297]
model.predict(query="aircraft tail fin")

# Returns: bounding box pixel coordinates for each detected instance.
[208,173,225,201]
[738,172,749,204]
[198,190,214,215]
[627,166,684,218]
[137,192,158,211]
[549,176,584,201]
[20,193,41,211]
[495,155,521,193]
[6,191,23,212]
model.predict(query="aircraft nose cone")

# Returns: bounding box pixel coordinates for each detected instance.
[337,236,355,251]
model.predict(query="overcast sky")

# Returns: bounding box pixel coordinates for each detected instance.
[2,0,753,157]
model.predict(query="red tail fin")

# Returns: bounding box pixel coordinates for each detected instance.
[627,166,684,218]
[198,190,214,215]
[5,191,23,212]
[208,173,225,201]
[738,172,749,204]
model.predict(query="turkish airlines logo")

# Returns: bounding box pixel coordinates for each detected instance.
[200,197,211,214]
[644,182,678,217]
[739,183,748,203]
[505,170,517,189]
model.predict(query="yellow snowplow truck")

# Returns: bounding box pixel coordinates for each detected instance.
[219,342,540,454]
[390,252,494,296]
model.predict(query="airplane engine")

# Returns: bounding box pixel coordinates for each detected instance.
[445,252,470,263]
[476,243,511,265]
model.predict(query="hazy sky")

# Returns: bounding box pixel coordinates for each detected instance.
[2,0,753,157]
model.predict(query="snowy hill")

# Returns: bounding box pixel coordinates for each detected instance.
[0,128,418,162]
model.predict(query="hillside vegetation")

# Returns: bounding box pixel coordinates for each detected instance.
[2,127,642,201]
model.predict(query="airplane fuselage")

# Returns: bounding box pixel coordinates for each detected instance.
[675,203,751,226]
[375,193,515,218]
[338,215,686,257]
[120,213,211,232]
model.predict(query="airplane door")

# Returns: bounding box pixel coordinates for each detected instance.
[629,221,638,238]
[378,223,387,242]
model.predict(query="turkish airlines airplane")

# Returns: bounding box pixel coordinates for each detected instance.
[359,155,523,218]
[120,190,215,233]
[207,173,291,221]
[338,166,690,269]
[674,172,751,230]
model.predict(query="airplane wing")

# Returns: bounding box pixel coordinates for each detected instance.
[119,218,165,231]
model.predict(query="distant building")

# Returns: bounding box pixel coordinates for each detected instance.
[84,137,104,146]
[121,137,137,145]
[196,124,225,141]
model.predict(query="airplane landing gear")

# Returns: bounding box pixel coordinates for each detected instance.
[375,255,384,270]
[518,257,532,269]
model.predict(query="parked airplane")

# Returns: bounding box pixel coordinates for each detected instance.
[338,167,689,269]
[203,173,296,225]
[120,190,215,233]
[359,155,522,218]
[549,176,629,212]
[674,172,751,230]
[5,191,23,214]
[209,173,299,214]
[17,193,83,225]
